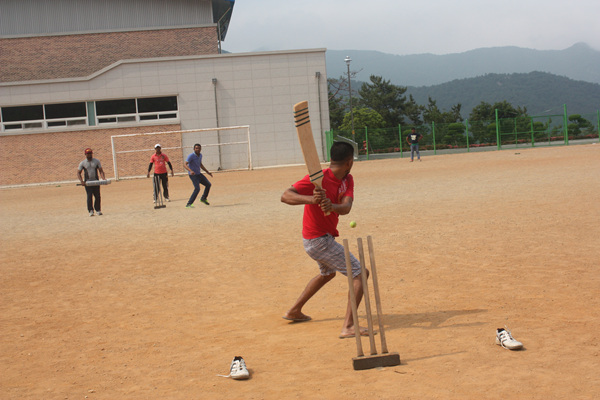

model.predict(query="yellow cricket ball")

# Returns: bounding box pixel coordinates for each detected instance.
[350,221,357,228]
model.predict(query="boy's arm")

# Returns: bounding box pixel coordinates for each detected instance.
[77,168,85,186]
[184,161,193,174]
[323,195,353,215]
[281,186,323,206]
[200,162,213,177]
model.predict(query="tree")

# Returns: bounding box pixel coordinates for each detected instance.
[423,97,463,124]
[568,114,594,137]
[340,107,385,131]
[327,69,361,130]
[327,78,346,130]
[339,108,390,150]
[358,75,408,127]
[443,123,467,146]
[468,100,529,144]
[404,94,424,125]
[423,98,465,145]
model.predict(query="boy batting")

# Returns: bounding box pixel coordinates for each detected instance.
[281,141,370,338]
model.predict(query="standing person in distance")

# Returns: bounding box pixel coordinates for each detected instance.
[281,141,370,339]
[77,148,106,216]
[147,144,174,202]
[184,143,213,208]
[406,127,422,162]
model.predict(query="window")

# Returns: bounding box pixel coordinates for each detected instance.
[1,103,88,131]
[137,96,177,113]
[45,102,88,127]
[96,99,136,116]
[1,96,178,132]
[2,105,43,122]
[45,102,87,119]
[95,96,179,125]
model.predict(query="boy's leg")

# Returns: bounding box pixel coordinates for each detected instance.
[299,235,366,335]
[416,144,421,160]
[93,187,101,212]
[284,273,336,321]
[340,270,370,337]
[187,175,200,205]
[198,174,211,200]
[161,173,169,199]
[410,144,415,161]
[85,186,94,211]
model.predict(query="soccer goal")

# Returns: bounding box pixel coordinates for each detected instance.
[110,125,252,180]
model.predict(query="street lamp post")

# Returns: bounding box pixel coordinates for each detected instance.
[344,56,355,143]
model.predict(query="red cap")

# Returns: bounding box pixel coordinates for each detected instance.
[84,148,93,154]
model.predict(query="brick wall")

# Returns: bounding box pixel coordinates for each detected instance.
[0,124,181,186]
[0,27,217,82]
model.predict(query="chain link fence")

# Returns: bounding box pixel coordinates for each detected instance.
[327,110,599,161]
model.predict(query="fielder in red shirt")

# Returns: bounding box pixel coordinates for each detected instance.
[281,141,370,338]
[147,144,174,202]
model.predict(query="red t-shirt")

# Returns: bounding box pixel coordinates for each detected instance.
[150,153,170,174]
[292,168,354,239]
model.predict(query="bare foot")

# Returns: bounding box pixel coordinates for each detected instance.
[339,327,375,338]
[282,312,312,322]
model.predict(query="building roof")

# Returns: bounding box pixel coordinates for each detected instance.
[0,0,234,39]
[213,0,235,41]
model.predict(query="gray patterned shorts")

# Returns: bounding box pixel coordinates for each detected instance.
[303,234,361,277]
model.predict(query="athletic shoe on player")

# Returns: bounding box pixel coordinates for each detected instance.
[97,211,103,216]
[496,326,523,350]
[201,198,210,205]
[185,204,194,208]
[89,211,94,217]
[165,198,170,202]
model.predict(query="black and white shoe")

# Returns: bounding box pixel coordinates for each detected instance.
[496,327,523,350]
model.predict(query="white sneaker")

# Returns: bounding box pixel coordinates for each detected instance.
[97,211,103,216]
[496,327,523,350]
[89,211,94,217]
[218,356,249,380]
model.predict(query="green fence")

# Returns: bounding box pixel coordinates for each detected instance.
[326,108,599,161]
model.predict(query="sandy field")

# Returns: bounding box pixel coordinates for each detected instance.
[1,144,599,399]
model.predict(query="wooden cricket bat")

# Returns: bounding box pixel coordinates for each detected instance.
[77,180,111,186]
[293,100,329,215]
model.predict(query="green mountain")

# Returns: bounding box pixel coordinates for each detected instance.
[406,71,600,117]
[326,43,600,86]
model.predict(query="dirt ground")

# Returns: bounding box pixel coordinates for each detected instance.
[1,144,599,399]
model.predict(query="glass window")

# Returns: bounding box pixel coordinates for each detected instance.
[45,102,86,119]
[96,99,136,115]
[140,115,159,121]
[2,105,43,122]
[137,96,178,113]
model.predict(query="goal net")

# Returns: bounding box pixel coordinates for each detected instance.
[110,126,252,180]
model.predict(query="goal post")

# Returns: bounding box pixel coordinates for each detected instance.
[111,125,252,180]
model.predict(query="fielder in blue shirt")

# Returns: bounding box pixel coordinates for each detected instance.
[184,143,213,207]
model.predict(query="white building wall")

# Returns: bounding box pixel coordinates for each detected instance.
[0,49,330,169]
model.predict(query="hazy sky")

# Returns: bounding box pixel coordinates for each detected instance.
[224,0,600,55]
